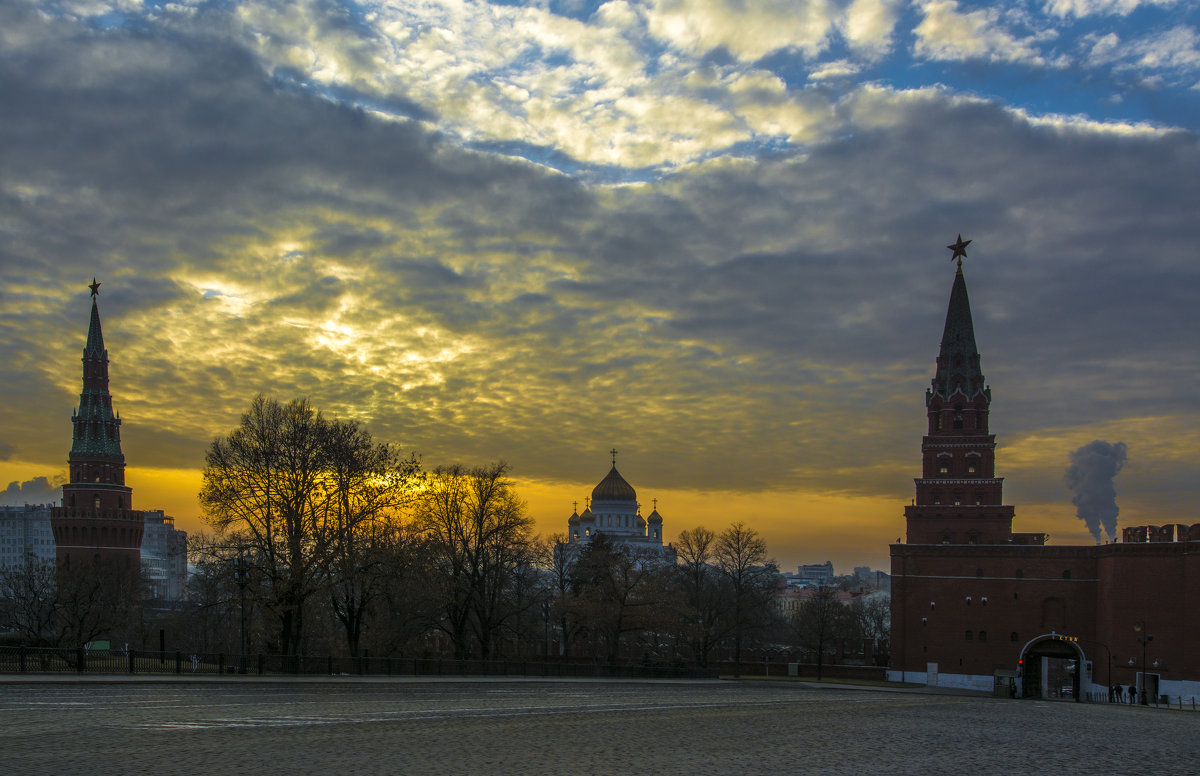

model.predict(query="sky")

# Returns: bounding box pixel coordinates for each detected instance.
[1,0,1198,573]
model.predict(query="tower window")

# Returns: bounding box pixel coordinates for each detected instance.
[939,463,949,474]
[979,631,987,642]
[967,462,978,474]
[976,568,983,578]
[965,630,973,641]
[1015,569,1023,578]
[1063,570,1071,579]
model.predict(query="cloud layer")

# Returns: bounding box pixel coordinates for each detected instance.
[1,0,1197,566]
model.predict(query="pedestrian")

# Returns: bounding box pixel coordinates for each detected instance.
[1128,683,1137,704]
[1108,684,1115,703]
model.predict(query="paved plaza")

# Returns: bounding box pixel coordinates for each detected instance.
[0,677,1196,775]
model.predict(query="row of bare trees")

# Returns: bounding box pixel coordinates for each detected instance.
[2,395,887,667]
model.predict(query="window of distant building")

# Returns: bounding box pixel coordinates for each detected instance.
[979,631,987,642]
[965,630,973,641]
[976,568,983,578]
[1015,569,1023,578]
[1063,570,1071,579]
[1010,632,1019,643]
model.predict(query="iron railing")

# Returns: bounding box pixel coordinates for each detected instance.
[0,646,718,680]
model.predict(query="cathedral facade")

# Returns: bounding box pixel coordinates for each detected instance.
[564,453,670,557]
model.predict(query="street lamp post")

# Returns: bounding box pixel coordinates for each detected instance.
[1134,621,1153,705]
[236,547,248,674]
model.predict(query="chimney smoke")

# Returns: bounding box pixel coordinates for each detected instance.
[1065,440,1127,543]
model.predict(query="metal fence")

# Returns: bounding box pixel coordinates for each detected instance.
[0,646,718,680]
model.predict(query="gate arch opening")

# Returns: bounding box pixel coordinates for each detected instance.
[1018,634,1088,701]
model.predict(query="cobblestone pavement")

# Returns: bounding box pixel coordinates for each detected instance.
[1,678,1196,775]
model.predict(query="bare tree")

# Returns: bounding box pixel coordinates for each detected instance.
[322,420,421,657]
[673,526,725,667]
[415,461,535,660]
[794,586,850,680]
[539,534,579,659]
[0,555,57,645]
[714,522,774,672]
[567,533,667,664]
[199,395,419,656]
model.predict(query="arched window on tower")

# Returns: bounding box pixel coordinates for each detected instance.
[93,495,101,510]
[953,404,964,429]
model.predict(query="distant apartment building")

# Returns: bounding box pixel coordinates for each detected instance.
[798,561,834,586]
[140,510,188,601]
[0,504,57,568]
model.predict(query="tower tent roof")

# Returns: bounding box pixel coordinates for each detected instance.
[85,297,105,356]
[929,267,988,403]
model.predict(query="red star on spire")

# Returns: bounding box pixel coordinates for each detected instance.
[947,235,971,268]
[89,278,101,298]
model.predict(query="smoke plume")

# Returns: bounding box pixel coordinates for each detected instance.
[1065,441,1127,543]
[0,476,64,507]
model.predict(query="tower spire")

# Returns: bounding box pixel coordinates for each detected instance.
[904,241,1013,545]
[52,280,144,582]
[929,241,986,406]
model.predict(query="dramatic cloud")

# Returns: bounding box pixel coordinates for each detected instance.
[0,477,64,507]
[1065,441,1128,543]
[1,0,1197,568]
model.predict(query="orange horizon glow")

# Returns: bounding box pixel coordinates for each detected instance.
[5,458,1174,576]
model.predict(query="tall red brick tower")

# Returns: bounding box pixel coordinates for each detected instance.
[903,237,1016,545]
[51,280,144,574]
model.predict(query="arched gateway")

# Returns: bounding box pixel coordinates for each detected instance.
[1018,634,1089,701]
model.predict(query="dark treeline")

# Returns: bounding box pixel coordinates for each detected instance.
[1,396,888,669]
